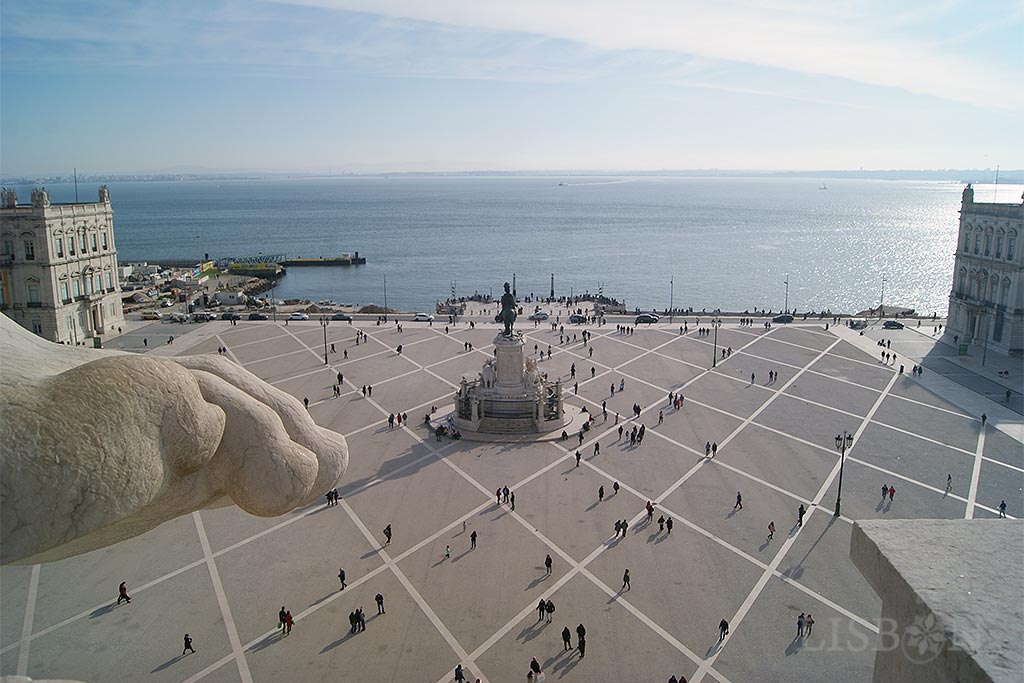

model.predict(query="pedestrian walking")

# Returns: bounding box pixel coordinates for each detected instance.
[383,524,392,546]
[375,593,385,614]
[454,664,466,683]
[445,545,451,560]
[805,614,815,635]
[658,515,665,533]
[946,474,952,492]
[621,519,628,536]
[303,397,309,409]
[284,610,294,636]
[598,485,604,502]
[545,599,555,622]
[338,568,346,590]
[665,517,673,534]
[510,491,516,511]
[881,483,888,500]
[183,633,195,655]
[797,504,805,527]
[575,450,581,467]
[279,606,287,631]
[545,554,553,575]
[734,492,742,510]
[471,530,477,549]
[767,521,775,541]
[614,520,622,536]
[797,612,806,637]
[999,499,1007,517]
[594,442,600,456]
[577,637,586,658]
[613,482,619,495]
[719,619,730,641]
[562,626,573,650]
[622,568,631,591]
[889,485,895,501]
[538,599,547,621]
[117,581,132,605]
[711,442,717,457]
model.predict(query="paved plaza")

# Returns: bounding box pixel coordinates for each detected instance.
[2,312,1022,683]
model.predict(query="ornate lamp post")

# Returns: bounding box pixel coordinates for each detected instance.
[320,316,330,365]
[711,317,723,368]
[834,430,853,516]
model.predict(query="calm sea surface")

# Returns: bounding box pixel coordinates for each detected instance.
[13,177,1022,314]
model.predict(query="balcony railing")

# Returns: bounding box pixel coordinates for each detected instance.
[26,301,44,308]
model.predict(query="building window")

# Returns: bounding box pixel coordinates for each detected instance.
[110,302,116,315]
[1009,237,1016,260]
[85,276,93,295]
[984,234,992,257]
[24,240,35,260]
[56,238,64,258]
[94,274,102,292]
[31,322,43,335]
[996,236,1004,259]
[102,232,108,250]
[27,283,39,303]
[1,239,12,256]
[61,281,70,301]
[69,237,76,255]
[974,234,981,255]
[72,279,81,297]
[91,233,97,252]
[104,272,112,289]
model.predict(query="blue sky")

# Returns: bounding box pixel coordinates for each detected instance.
[1,0,1022,174]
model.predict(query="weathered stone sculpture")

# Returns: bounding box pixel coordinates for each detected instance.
[0,314,348,565]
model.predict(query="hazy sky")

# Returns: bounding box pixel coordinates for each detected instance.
[2,0,1022,175]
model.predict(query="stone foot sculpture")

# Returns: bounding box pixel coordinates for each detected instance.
[0,314,348,565]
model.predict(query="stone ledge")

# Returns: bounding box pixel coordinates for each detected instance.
[851,519,1024,683]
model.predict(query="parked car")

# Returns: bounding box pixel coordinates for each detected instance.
[413,312,435,322]
[331,312,353,321]
[288,312,309,321]
[140,310,163,321]
[168,312,189,323]
[248,312,269,320]
[192,312,218,322]
[160,299,174,308]
[772,314,794,323]
[568,314,587,324]
[848,318,868,329]
[528,311,549,321]
[221,312,242,321]
[882,320,905,329]
[635,313,660,324]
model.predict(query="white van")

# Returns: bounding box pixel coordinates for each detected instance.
[849,318,868,330]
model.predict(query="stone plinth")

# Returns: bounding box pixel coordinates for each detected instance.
[850,520,1024,683]
[493,332,525,392]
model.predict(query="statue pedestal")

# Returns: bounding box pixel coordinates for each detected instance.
[493,332,525,395]
[449,329,566,438]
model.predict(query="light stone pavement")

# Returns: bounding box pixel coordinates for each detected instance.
[3,310,1022,683]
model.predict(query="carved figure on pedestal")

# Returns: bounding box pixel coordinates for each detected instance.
[497,282,517,335]
[99,185,111,203]
[0,314,348,565]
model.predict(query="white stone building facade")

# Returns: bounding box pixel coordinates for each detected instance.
[946,184,1024,355]
[1,186,125,345]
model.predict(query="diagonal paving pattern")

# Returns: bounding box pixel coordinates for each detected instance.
[2,316,1019,683]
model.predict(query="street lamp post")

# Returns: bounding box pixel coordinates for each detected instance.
[834,430,853,516]
[669,276,674,323]
[979,307,990,366]
[320,316,329,365]
[711,317,722,368]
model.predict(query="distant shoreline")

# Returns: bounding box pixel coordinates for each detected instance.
[4,169,1021,185]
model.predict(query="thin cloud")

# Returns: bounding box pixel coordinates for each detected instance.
[277,0,1024,108]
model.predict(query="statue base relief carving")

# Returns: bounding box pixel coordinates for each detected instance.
[0,313,348,565]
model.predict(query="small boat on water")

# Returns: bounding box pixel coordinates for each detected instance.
[819,184,828,190]
[558,182,567,186]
